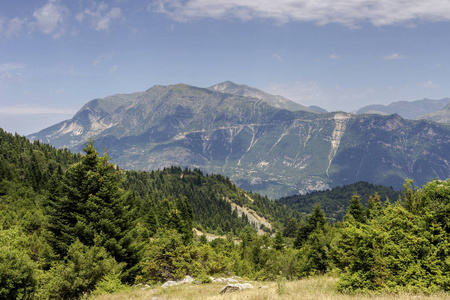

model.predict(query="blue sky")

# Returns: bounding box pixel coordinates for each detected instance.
[1,0,450,135]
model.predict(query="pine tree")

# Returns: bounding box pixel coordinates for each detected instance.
[274,231,285,251]
[365,193,382,220]
[45,141,138,281]
[294,205,326,249]
[283,218,298,238]
[309,204,326,230]
[345,194,365,223]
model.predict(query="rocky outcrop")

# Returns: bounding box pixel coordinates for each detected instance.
[161,275,194,288]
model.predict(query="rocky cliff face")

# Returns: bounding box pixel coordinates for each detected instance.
[29,83,450,198]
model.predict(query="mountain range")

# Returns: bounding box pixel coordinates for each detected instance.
[355,98,450,120]
[29,82,450,198]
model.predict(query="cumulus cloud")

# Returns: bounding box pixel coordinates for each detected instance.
[383,53,406,60]
[33,0,68,38]
[151,0,450,26]
[76,2,123,32]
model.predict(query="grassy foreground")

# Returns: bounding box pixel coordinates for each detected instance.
[90,276,450,300]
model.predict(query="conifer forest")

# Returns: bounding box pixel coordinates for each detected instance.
[1,128,450,299]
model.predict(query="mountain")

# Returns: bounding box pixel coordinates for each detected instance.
[208,81,319,113]
[416,103,450,123]
[29,83,450,198]
[355,98,450,119]
[309,105,328,113]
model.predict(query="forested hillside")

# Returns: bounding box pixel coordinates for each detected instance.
[123,167,299,236]
[1,128,450,298]
[279,181,402,221]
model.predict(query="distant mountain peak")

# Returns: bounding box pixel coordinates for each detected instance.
[208,81,320,113]
[356,98,450,120]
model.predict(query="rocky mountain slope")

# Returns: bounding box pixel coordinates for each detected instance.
[208,81,319,113]
[416,103,450,123]
[355,98,450,120]
[29,83,450,198]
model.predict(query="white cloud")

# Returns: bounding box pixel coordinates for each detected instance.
[77,2,123,32]
[33,0,68,38]
[5,17,26,38]
[383,53,406,60]
[152,0,450,27]
[110,65,118,73]
[418,80,438,89]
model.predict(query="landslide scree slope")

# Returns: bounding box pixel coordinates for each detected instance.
[29,83,450,198]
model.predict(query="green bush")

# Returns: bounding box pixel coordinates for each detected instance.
[337,180,450,293]
[0,246,37,299]
[39,239,123,299]
[92,272,128,295]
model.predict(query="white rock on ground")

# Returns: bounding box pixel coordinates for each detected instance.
[209,277,239,283]
[162,275,195,288]
[219,283,254,294]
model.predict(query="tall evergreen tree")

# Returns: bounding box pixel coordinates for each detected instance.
[294,205,326,249]
[365,193,382,220]
[345,194,365,223]
[283,218,298,238]
[45,141,138,281]
[274,231,285,251]
[308,204,326,230]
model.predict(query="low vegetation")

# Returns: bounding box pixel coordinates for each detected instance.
[90,276,450,300]
[1,128,450,299]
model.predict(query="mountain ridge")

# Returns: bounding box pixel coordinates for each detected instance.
[29,82,450,198]
[416,103,450,123]
[355,98,450,120]
[208,81,318,113]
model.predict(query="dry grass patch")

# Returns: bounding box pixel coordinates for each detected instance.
[90,276,450,300]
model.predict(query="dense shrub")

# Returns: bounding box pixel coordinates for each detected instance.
[0,246,37,299]
[337,180,450,293]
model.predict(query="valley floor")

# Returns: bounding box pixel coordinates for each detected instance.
[90,276,450,300]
